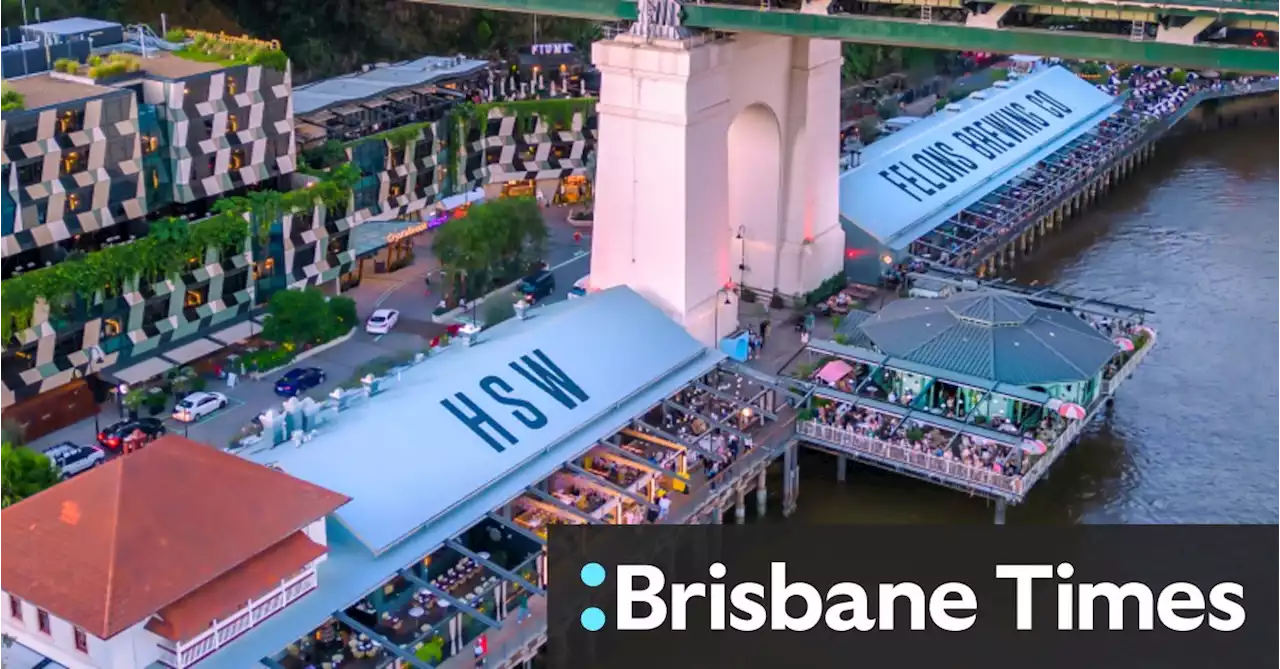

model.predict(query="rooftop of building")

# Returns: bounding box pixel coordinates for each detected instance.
[839,65,1120,251]
[2,72,120,109]
[138,50,228,79]
[203,287,726,667]
[293,54,488,115]
[0,436,350,639]
[837,290,1119,386]
[20,16,120,36]
[243,285,722,555]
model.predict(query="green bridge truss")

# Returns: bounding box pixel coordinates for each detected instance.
[415,0,1279,73]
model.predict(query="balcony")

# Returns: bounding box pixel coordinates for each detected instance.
[156,565,319,668]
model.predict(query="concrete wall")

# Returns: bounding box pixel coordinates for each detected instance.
[590,33,845,345]
[1,590,163,669]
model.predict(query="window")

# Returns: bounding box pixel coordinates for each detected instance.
[61,151,86,176]
[67,192,84,213]
[229,148,246,170]
[226,76,238,97]
[142,135,160,154]
[74,627,89,653]
[223,270,248,295]
[227,113,240,134]
[8,595,22,620]
[17,161,42,187]
[184,285,208,307]
[37,608,50,634]
[57,110,85,135]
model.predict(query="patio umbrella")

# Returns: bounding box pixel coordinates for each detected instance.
[1057,402,1087,420]
[1021,438,1048,455]
[1113,336,1135,352]
[1044,398,1064,411]
[816,360,855,385]
[1132,324,1157,339]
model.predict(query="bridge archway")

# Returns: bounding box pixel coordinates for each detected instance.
[590,33,846,345]
[727,103,784,294]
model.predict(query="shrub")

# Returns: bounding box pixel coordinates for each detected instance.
[0,84,23,112]
[247,48,289,72]
[1169,69,1188,86]
[934,97,949,111]
[53,58,79,74]
[88,55,103,67]
[876,100,900,120]
[240,347,295,373]
[769,293,785,309]
[165,28,188,43]
[740,286,757,303]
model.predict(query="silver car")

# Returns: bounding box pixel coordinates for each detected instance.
[45,442,106,480]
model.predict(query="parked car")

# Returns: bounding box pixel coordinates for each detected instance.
[97,418,167,451]
[366,309,400,334]
[274,367,327,397]
[172,391,228,423]
[517,270,556,303]
[45,442,106,479]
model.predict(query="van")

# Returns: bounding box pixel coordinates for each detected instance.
[517,270,556,303]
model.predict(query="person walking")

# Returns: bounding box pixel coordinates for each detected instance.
[759,319,771,346]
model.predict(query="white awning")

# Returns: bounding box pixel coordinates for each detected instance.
[161,337,225,365]
[110,356,175,385]
[209,319,260,346]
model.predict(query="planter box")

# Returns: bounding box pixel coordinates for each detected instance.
[249,328,356,380]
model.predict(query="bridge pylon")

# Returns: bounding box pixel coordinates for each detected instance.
[589,29,846,345]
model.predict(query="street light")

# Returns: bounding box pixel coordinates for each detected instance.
[735,226,747,289]
[713,288,733,345]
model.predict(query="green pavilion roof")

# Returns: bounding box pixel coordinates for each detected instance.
[854,291,1117,387]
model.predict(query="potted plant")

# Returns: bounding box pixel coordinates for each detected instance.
[905,426,925,445]
[145,387,167,416]
[123,389,148,420]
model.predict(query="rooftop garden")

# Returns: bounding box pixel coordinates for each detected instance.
[458,97,596,135]
[1,83,23,112]
[171,29,289,72]
[52,53,141,81]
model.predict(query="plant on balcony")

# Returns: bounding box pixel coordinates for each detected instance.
[382,125,422,151]
[905,427,925,445]
[1,443,59,508]
[0,215,249,343]
[0,83,23,111]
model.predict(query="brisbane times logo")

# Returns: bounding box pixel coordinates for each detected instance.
[575,561,1248,633]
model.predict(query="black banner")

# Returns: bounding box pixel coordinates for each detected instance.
[548,525,1277,669]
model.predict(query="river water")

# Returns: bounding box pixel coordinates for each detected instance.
[785,125,1279,525]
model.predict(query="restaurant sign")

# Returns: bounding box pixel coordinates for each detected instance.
[837,66,1114,247]
[386,222,430,244]
[531,43,575,56]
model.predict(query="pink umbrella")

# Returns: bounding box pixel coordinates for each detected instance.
[1113,336,1135,352]
[1021,438,1047,455]
[1057,402,1087,420]
[1132,324,1157,339]
[816,360,855,385]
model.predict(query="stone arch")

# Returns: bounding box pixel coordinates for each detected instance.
[726,102,784,293]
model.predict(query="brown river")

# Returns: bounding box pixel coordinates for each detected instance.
[782,124,1279,525]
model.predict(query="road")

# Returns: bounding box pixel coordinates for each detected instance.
[27,207,593,458]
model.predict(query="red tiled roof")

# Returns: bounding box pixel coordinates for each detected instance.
[146,531,326,642]
[0,436,350,639]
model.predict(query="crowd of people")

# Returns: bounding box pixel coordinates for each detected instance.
[808,399,1033,484]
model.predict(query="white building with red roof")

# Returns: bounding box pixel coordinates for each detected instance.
[0,435,351,669]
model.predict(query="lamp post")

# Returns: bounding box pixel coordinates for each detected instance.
[735,225,747,289]
[713,288,733,346]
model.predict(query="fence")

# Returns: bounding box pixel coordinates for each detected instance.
[797,420,1025,501]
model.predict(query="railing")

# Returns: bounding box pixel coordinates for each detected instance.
[665,414,797,525]
[797,421,1025,501]
[436,596,549,669]
[172,566,319,667]
[1102,334,1156,397]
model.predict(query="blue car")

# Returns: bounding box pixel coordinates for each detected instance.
[274,367,327,397]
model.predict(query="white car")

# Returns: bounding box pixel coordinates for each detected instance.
[172,391,228,423]
[45,442,106,479]
[366,309,400,334]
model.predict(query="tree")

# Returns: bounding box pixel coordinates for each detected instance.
[2,443,59,508]
[432,198,547,302]
[261,288,334,348]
